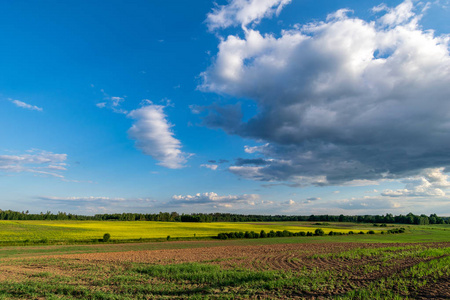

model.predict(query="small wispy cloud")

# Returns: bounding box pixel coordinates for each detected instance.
[9,99,43,112]
[95,89,127,114]
[37,196,156,215]
[0,149,67,178]
[201,164,218,170]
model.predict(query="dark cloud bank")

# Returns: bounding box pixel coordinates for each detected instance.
[200,1,450,186]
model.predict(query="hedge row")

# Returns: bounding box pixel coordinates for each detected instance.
[386,227,406,234]
[217,228,335,240]
[216,228,405,240]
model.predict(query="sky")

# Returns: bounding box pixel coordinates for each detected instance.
[1,0,450,216]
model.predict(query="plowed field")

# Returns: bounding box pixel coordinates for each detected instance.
[1,241,449,299]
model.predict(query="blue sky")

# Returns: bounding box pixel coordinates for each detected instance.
[1,0,450,215]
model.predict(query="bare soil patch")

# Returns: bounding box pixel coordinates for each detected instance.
[49,242,448,270]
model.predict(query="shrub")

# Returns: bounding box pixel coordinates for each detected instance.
[359,231,365,235]
[166,235,171,240]
[306,231,313,236]
[260,230,267,238]
[282,230,291,237]
[103,233,111,242]
[314,228,325,236]
[217,233,228,240]
[348,231,354,235]
[299,231,306,236]
[227,232,236,239]
[387,228,406,234]
[368,230,375,234]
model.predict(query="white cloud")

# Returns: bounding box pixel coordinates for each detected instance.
[382,168,450,197]
[244,143,269,154]
[377,0,417,27]
[284,199,295,205]
[128,104,189,169]
[10,99,43,112]
[171,192,260,208]
[326,9,354,21]
[307,197,321,201]
[38,196,155,203]
[201,1,450,186]
[229,165,266,180]
[110,96,124,107]
[201,164,218,170]
[95,89,127,113]
[37,196,156,215]
[206,0,291,31]
[0,150,67,178]
[336,196,400,210]
[47,164,67,171]
[189,104,201,114]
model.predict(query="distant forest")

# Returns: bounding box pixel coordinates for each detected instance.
[0,209,448,225]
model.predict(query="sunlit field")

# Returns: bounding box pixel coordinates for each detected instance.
[0,220,379,244]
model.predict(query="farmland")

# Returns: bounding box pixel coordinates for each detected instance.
[0,220,378,245]
[0,223,449,299]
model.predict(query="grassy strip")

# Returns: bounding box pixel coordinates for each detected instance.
[313,245,450,260]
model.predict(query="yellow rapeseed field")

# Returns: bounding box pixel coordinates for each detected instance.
[0,220,371,242]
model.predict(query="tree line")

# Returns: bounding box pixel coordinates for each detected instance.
[0,209,447,225]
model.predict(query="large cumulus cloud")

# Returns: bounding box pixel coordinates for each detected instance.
[200,1,450,185]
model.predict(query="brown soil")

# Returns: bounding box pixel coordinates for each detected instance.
[412,275,450,300]
[53,241,450,299]
[48,242,446,269]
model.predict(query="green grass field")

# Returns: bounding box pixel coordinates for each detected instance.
[0,220,380,244]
